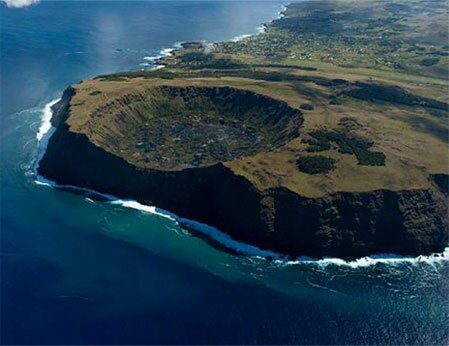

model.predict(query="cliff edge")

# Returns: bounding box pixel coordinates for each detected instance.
[38,79,448,259]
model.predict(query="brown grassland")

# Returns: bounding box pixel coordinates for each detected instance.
[65,0,448,198]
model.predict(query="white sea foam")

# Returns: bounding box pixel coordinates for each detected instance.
[36,98,60,141]
[231,33,253,42]
[230,24,268,42]
[110,199,176,221]
[141,44,182,70]
[103,179,449,266]
[280,247,449,268]
[257,25,266,34]
[277,5,287,19]
[33,100,117,202]
[160,47,175,56]
[109,199,283,258]
[143,56,159,61]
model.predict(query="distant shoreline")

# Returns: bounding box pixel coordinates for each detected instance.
[147,3,288,70]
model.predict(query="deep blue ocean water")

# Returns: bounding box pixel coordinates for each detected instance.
[1,1,448,344]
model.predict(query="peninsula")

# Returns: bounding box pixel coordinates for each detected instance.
[38,0,449,259]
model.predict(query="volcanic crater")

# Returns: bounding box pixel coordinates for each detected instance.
[79,86,303,170]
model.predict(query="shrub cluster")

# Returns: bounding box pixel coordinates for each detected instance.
[179,53,246,70]
[420,57,439,67]
[344,82,447,111]
[300,103,314,111]
[306,130,386,166]
[297,155,336,174]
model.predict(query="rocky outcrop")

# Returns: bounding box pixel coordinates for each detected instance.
[38,89,449,259]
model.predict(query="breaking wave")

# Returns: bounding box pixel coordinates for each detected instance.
[141,43,183,69]
[36,99,59,141]
[278,248,449,268]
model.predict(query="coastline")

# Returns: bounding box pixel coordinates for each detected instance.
[32,2,448,267]
[3,1,449,344]
[141,3,287,70]
[140,44,183,69]
[33,100,285,260]
[33,98,449,267]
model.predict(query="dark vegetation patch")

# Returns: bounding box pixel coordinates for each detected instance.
[178,52,210,63]
[429,51,449,57]
[419,57,440,67]
[195,58,246,70]
[329,97,342,105]
[306,129,386,166]
[343,82,448,111]
[426,108,449,119]
[296,155,336,174]
[88,90,102,96]
[180,41,205,49]
[300,103,314,111]
[303,137,331,152]
[177,52,246,70]
[331,79,350,86]
[339,116,358,124]
[99,75,127,82]
[272,8,346,35]
[338,117,361,129]
[431,174,449,195]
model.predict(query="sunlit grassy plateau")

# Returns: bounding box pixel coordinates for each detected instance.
[40,0,448,257]
[69,0,448,198]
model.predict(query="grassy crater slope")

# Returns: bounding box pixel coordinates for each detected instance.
[39,0,448,258]
[66,84,302,170]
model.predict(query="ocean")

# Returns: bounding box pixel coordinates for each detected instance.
[1,1,448,344]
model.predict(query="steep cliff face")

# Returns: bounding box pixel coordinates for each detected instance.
[268,187,448,257]
[38,88,448,259]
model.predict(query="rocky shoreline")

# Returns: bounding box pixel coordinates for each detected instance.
[38,88,448,259]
